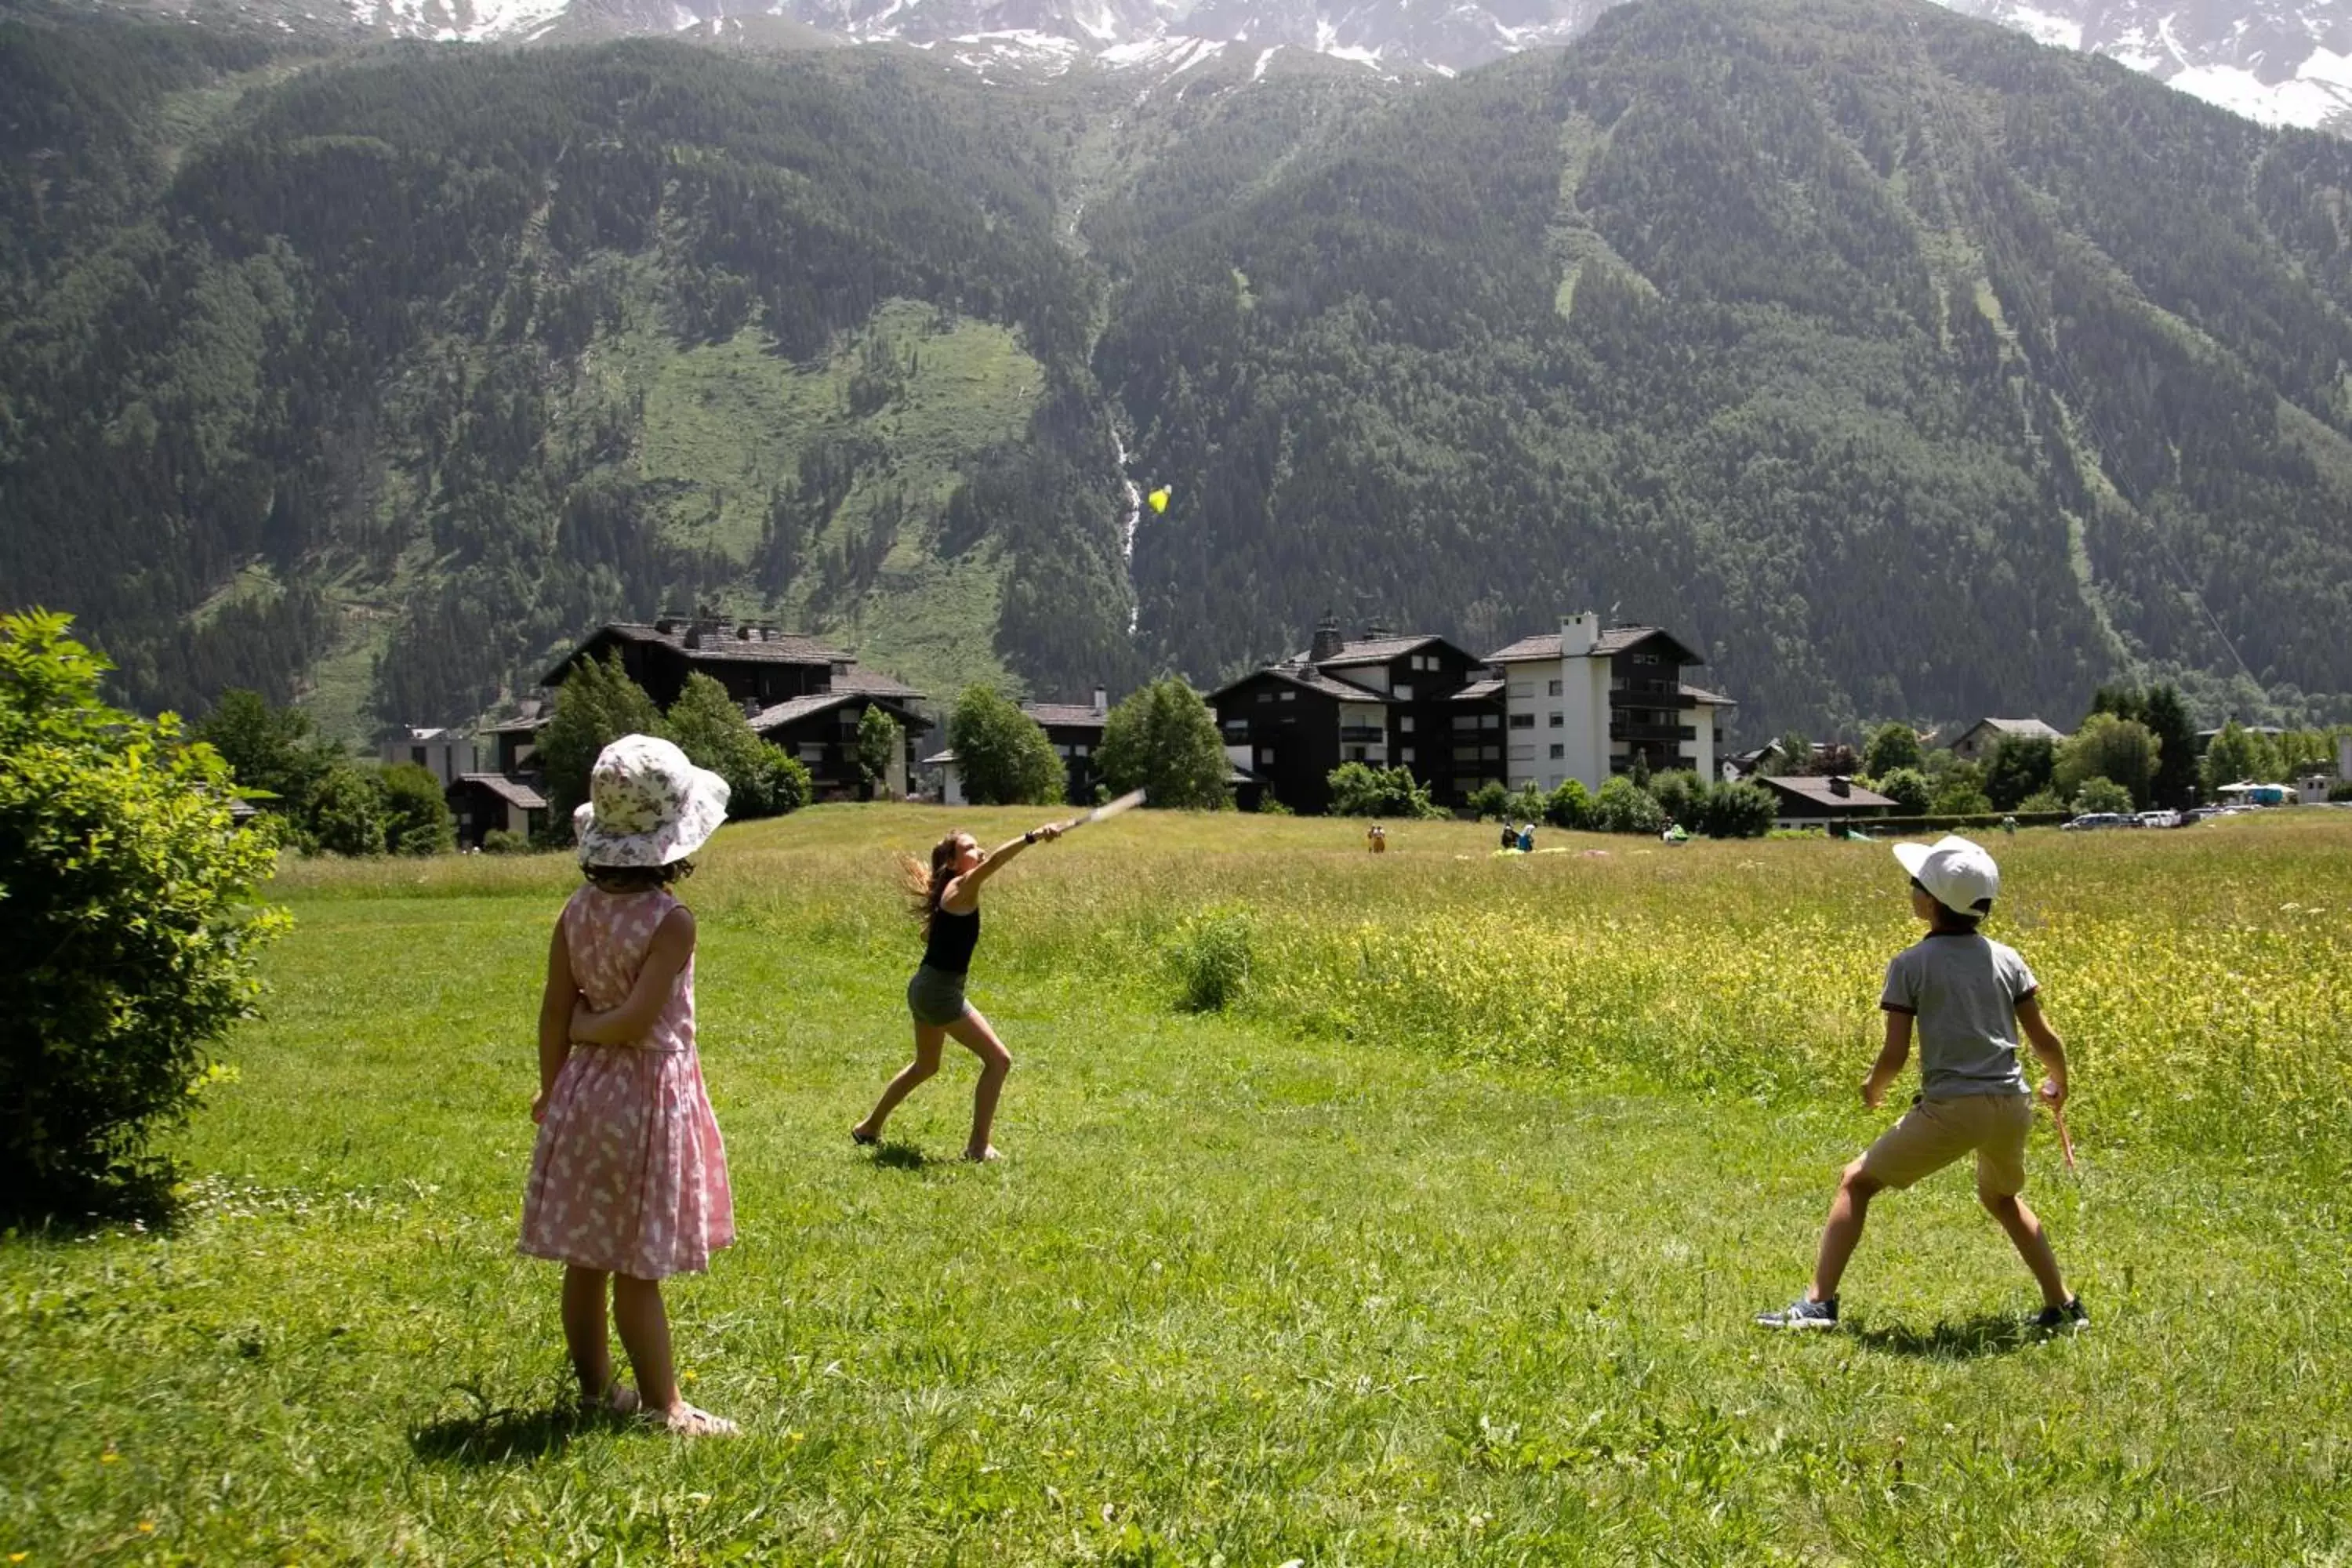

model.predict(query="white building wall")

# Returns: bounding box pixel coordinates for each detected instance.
[1688,702,1719,783]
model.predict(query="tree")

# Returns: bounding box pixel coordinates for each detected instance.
[666,672,771,809]
[540,652,666,822]
[1931,776,1994,817]
[379,763,455,855]
[948,685,1063,805]
[2073,776,2134,815]
[1591,775,1665,834]
[1467,780,1509,821]
[1545,778,1592,829]
[855,704,903,800]
[746,746,813,816]
[1628,749,1653,790]
[1984,736,2056,810]
[2056,713,2158,808]
[1096,678,1230,810]
[1327,762,1443,819]
[310,763,387,855]
[2200,721,2263,793]
[1863,722,1924,779]
[1698,780,1776,838]
[1875,767,1932,815]
[1777,730,1815,775]
[2140,686,2200,808]
[1649,768,1704,828]
[193,688,336,826]
[1,612,286,1219]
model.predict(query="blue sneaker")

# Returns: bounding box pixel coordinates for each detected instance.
[1755,1295,1838,1330]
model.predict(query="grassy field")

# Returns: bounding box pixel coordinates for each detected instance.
[5,810,2351,1564]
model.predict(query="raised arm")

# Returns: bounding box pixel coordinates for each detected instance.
[2017,994,2068,1108]
[533,920,578,1123]
[940,822,1064,911]
[1863,1010,1912,1109]
[569,906,697,1047]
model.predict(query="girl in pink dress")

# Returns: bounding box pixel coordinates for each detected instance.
[519,734,736,1436]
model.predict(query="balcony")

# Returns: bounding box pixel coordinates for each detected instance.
[1338,724,1386,744]
[1610,721,1697,743]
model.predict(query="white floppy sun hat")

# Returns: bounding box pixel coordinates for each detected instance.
[1893,833,1999,915]
[573,733,730,868]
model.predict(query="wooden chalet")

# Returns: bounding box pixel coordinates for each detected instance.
[1945,717,2064,766]
[1756,774,1896,829]
[749,666,931,801]
[1024,688,1111,804]
[1209,618,1496,814]
[448,772,550,848]
[543,615,852,710]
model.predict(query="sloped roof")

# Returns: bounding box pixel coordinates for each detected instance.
[1486,625,1700,665]
[1024,702,1109,729]
[1953,717,2063,745]
[750,690,931,735]
[1679,682,1738,706]
[1759,775,1897,810]
[1210,662,1392,705]
[1452,677,1504,702]
[829,666,927,701]
[544,621,849,684]
[456,772,548,811]
[1313,634,1444,667]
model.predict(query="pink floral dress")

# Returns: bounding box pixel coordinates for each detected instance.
[519,887,734,1279]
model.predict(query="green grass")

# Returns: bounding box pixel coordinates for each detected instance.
[6,812,2352,1563]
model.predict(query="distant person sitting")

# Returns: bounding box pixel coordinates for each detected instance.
[1501,822,1519,851]
[1517,823,1535,853]
[1367,822,1387,854]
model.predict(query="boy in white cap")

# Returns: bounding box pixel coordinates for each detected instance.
[1758,835,2085,1331]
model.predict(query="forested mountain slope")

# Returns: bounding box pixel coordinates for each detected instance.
[7,0,2352,736]
[1098,0,2352,729]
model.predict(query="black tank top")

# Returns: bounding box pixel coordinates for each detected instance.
[922,906,981,975]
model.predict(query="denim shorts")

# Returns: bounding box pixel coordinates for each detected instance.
[906,964,971,1028]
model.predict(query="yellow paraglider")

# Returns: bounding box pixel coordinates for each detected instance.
[1147,486,1171,514]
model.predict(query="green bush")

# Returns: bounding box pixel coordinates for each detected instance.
[2073,776,2134,815]
[1648,769,1705,827]
[1254,793,1294,816]
[1544,778,1591,830]
[743,744,813,816]
[1466,780,1509,821]
[480,828,531,854]
[2016,789,2068,815]
[949,685,1064,805]
[1098,678,1231,809]
[1504,782,1548,823]
[1327,762,1444,819]
[1872,767,1932,815]
[1697,780,1776,838]
[0,612,287,1220]
[1591,775,1665,834]
[2330,781,2352,804]
[1167,907,1252,1013]
[379,763,455,855]
[310,763,387,856]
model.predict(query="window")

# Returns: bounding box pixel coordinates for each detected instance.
[1345,746,1367,762]
[798,744,826,763]
[1548,713,1564,728]
[1483,745,1501,761]
[1453,713,1481,731]
[1280,690,1295,702]
[1073,743,1090,757]
[1481,713,1500,730]
[1508,713,1535,730]
[1508,743,1536,762]
[1400,747,1416,764]
[1258,691,1274,704]
[1258,748,1275,766]
[1549,743,1565,760]
[409,746,427,766]
[1394,684,1414,701]
[1635,653,1657,665]
[1399,714,1416,733]
[1547,679,1563,696]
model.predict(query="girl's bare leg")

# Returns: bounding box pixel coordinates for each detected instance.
[945,1007,1013,1160]
[561,1265,615,1402]
[855,1022,947,1141]
[612,1273,681,1412]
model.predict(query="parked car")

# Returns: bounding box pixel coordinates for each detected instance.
[2137,810,2183,829]
[2061,812,2130,832]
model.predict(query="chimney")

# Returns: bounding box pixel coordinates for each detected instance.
[1830,775,1850,798]
[1310,612,1345,664]
[1091,684,1107,715]
[742,698,762,720]
[1561,611,1600,658]
[1365,620,1391,641]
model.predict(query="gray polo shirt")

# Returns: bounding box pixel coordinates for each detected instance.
[1880,931,2037,1099]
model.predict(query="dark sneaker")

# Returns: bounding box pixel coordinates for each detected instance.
[2031,1297,2089,1331]
[1755,1295,1838,1330]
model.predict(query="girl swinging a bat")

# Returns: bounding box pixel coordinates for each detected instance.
[851,820,1068,1162]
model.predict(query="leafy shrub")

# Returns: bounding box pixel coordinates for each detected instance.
[1466,780,1509,821]
[1545,778,1592,830]
[1698,780,1776,838]
[1933,783,1995,818]
[1167,907,1252,1012]
[2330,781,2352,804]
[1872,767,1932,815]
[1098,678,1231,809]
[949,685,1064,805]
[1863,721,1926,779]
[310,764,387,856]
[1591,775,1664,835]
[1986,736,2057,810]
[2016,789,2068,815]
[1327,762,1443,819]
[379,763,455,855]
[1255,793,1294,816]
[1504,782,1548,823]
[481,828,531,854]
[1,612,287,1220]
[739,743,812,817]
[1648,769,1704,827]
[2073,776,2134,815]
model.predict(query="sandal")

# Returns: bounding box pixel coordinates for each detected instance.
[662,1403,739,1437]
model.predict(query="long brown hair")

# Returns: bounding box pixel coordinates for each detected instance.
[901,833,962,935]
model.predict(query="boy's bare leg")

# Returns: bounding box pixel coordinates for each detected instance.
[1981,1190,2069,1308]
[1809,1161,1884,1301]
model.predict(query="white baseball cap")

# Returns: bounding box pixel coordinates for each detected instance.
[1893,834,1999,914]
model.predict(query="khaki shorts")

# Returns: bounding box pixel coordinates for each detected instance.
[1859,1093,2033,1196]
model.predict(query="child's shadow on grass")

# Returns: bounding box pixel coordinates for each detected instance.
[410,1403,612,1466]
[864,1142,931,1171]
[1852,1313,2038,1362]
